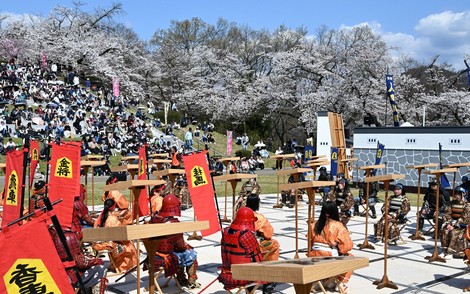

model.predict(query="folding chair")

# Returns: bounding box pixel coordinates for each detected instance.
[311,277,346,294]
[153,266,183,294]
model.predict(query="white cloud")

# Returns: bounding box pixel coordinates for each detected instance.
[384,11,470,70]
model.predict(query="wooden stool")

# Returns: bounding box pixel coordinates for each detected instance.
[226,283,260,294]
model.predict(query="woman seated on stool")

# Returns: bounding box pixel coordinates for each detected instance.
[307,201,353,293]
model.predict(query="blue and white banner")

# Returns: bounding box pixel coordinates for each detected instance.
[386,74,400,127]
[330,147,339,177]
[439,143,451,188]
[372,142,385,176]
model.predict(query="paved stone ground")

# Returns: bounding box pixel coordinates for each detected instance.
[97,193,470,294]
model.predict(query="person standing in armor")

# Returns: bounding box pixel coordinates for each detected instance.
[440,187,470,259]
[328,178,354,228]
[218,207,263,291]
[152,194,200,289]
[374,183,410,244]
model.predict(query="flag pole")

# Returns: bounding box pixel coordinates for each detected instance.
[206,151,224,239]
[19,135,30,218]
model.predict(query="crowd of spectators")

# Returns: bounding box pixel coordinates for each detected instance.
[0,58,187,169]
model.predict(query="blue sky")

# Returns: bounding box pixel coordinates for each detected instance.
[2,0,470,69]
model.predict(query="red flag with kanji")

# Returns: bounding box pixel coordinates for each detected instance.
[2,149,25,227]
[48,142,81,228]
[29,140,40,187]
[0,214,74,293]
[183,151,220,236]
[137,145,149,216]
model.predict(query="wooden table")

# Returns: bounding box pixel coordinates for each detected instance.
[406,163,438,241]
[232,256,368,294]
[357,164,385,250]
[81,154,104,161]
[280,180,335,257]
[425,167,457,263]
[448,162,470,197]
[339,157,358,180]
[82,221,209,294]
[271,154,296,208]
[364,173,404,290]
[148,159,172,170]
[110,164,139,179]
[80,160,107,211]
[213,173,257,221]
[152,169,186,193]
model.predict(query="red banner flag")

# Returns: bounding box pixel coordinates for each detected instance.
[183,151,220,236]
[2,149,25,226]
[227,131,233,156]
[137,145,149,216]
[48,142,81,229]
[0,215,74,293]
[29,140,40,187]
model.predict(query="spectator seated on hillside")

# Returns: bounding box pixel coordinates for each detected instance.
[207,133,215,143]
[194,127,200,138]
[259,148,269,158]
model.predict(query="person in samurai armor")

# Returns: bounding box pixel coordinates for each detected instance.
[173,175,192,210]
[328,178,354,228]
[245,193,280,261]
[440,186,470,259]
[151,194,200,289]
[419,178,446,236]
[374,183,410,244]
[235,178,261,214]
[49,226,108,293]
[218,206,265,292]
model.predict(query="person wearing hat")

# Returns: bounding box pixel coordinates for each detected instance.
[419,179,446,235]
[440,186,470,259]
[93,199,138,273]
[328,178,354,228]
[218,206,263,291]
[459,176,470,200]
[374,183,410,244]
[307,201,354,292]
[151,194,200,289]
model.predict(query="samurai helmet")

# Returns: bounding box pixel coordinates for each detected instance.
[230,207,256,231]
[159,194,181,217]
